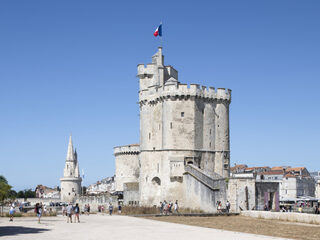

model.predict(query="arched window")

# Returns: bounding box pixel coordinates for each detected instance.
[152,177,161,186]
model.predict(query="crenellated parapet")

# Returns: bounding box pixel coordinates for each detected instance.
[114,144,140,156]
[139,83,231,105]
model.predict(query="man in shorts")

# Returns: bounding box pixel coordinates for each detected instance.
[9,203,15,222]
[66,203,73,223]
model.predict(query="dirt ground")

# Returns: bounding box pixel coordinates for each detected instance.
[143,215,320,240]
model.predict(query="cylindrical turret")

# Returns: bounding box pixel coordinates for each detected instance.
[114,144,140,191]
[214,88,231,177]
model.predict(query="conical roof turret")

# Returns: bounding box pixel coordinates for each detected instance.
[66,135,75,161]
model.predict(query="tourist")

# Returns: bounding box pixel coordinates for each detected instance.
[159,202,163,215]
[174,200,179,215]
[66,203,73,223]
[74,203,80,223]
[109,203,113,215]
[87,204,90,215]
[169,201,173,214]
[164,201,169,215]
[118,204,122,214]
[62,205,66,216]
[9,203,15,222]
[84,204,88,215]
[35,203,42,223]
[217,202,222,213]
[161,201,165,215]
[226,201,230,213]
[43,204,47,215]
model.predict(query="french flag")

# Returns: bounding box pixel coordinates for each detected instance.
[153,23,162,37]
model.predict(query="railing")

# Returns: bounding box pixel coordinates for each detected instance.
[184,164,225,191]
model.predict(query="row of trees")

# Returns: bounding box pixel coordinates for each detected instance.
[0,175,36,203]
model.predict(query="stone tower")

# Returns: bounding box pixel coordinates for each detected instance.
[137,47,231,206]
[60,135,82,202]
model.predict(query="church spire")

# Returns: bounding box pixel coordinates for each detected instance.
[66,135,75,161]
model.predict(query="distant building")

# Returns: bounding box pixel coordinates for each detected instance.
[228,164,316,211]
[230,164,248,174]
[86,177,116,195]
[35,185,60,199]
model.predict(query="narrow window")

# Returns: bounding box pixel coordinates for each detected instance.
[170,122,172,129]
[209,142,211,147]
[181,112,184,117]
[149,133,151,140]
[157,163,159,173]
[210,129,211,135]
[159,124,160,130]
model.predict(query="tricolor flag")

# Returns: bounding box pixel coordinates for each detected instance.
[153,23,162,37]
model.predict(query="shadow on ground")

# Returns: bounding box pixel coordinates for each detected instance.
[0,226,50,237]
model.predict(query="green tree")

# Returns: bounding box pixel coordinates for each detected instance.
[24,189,36,198]
[8,190,17,199]
[17,190,25,198]
[0,175,12,202]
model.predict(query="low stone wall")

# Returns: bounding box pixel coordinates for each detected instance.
[76,195,118,212]
[241,210,320,224]
[16,198,60,206]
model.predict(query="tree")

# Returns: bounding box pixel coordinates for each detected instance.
[0,175,12,202]
[8,190,17,199]
[16,189,36,199]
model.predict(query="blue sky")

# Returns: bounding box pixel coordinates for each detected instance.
[0,1,319,190]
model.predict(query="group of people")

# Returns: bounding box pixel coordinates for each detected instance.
[216,200,230,213]
[62,203,80,223]
[83,204,91,215]
[159,200,179,215]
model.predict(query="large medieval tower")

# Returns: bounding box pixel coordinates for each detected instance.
[60,136,82,202]
[137,47,231,206]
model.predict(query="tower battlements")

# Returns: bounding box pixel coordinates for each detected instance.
[139,83,231,104]
[114,144,140,156]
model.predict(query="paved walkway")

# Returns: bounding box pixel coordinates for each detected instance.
[0,215,291,240]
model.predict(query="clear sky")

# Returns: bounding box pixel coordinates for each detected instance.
[0,1,319,191]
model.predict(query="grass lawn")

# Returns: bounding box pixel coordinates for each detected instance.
[143,215,320,240]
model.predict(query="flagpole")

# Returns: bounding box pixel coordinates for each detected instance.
[160,21,163,48]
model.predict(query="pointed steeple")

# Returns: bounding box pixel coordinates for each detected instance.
[74,148,78,161]
[66,135,75,161]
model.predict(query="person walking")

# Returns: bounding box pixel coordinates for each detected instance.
[74,203,80,223]
[159,202,163,215]
[174,200,179,215]
[9,204,15,222]
[87,204,90,215]
[35,203,42,223]
[66,203,73,223]
[169,201,173,214]
[109,203,113,215]
[226,200,230,213]
[118,204,122,214]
